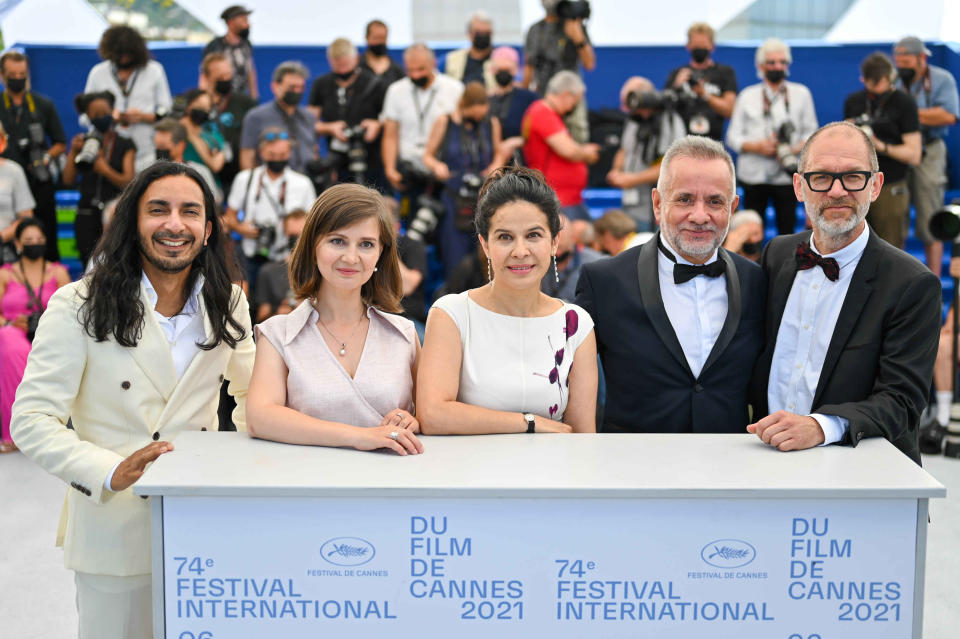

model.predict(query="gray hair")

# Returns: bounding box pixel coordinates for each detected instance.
[467,10,492,31]
[755,38,792,66]
[657,135,736,196]
[730,210,764,232]
[545,70,585,97]
[798,121,879,173]
[272,60,309,84]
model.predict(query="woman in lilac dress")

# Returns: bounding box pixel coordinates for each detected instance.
[0,218,70,452]
[246,183,423,455]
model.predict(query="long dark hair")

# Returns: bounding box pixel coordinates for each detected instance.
[79,162,246,350]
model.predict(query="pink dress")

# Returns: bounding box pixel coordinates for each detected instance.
[1,263,61,443]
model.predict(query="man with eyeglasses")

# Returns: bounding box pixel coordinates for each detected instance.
[749,121,940,464]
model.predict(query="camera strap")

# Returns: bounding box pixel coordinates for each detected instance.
[866,90,893,121]
[112,67,140,107]
[254,168,287,219]
[412,87,438,135]
[762,85,790,118]
[1,91,36,126]
[457,117,489,174]
[16,258,46,313]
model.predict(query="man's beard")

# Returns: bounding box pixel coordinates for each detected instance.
[808,194,869,239]
[139,231,201,274]
[665,221,727,261]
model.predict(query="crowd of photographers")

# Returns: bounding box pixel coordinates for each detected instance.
[0,1,958,330]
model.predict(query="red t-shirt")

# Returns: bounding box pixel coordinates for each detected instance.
[521,100,587,206]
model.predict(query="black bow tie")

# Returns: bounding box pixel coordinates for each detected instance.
[658,237,726,284]
[795,242,839,281]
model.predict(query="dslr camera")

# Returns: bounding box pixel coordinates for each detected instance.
[75,131,104,172]
[341,125,368,182]
[851,113,874,139]
[253,224,277,261]
[20,123,52,182]
[556,0,591,20]
[453,173,484,233]
[625,89,681,112]
[775,121,799,174]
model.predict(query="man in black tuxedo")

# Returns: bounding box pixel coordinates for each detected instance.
[576,135,765,433]
[749,121,941,464]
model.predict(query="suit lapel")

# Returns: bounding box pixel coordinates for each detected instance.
[700,248,741,375]
[636,233,694,379]
[128,282,178,401]
[812,232,879,405]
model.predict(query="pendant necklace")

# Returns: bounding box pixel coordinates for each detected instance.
[317,307,367,357]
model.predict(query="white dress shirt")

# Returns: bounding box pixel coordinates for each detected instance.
[767,227,870,445]
[658,236,728,378]
[105,272,207,491]
[726,81,818,185]
[380,74,464,164]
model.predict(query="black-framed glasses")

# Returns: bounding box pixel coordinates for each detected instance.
[802,171,874,192]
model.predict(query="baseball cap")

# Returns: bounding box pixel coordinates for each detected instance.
[894,36,931,56]
[221,5,252,21]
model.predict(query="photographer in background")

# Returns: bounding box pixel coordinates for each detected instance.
[606,76,685,231]
[894,36,959,276]
[203,4,258,100]
[359,19,406,86]
[308,38,387,191]
[0,122,34,264]
[443,11,496,90]
[225,127,316,289]
[722,209,764,262]
[489,46,538,162]
[422,82,504,276]
[62,92,134,268]
[199,52,256,194]
[153,118,222,205]
[844,52,920,249]
[254,208,306,322]
[0,51,66,262]
[523,0,596,143]
[726,38,817,236]
[664,22,736,142]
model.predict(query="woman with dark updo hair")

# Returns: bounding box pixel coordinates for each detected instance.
[417,166,597,435]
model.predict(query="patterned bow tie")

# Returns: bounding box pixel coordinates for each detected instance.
[795,242,839,281]
[658,237,726,284]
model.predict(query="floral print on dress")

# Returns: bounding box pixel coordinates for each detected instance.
[534,309,580,419]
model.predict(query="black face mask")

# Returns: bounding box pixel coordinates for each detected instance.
[472,33,492,50]
[22,244,45,261]
[237,28,250,40]
[494,70,513,87]
[266,159,287,173]
[411,75,430,89]
[690,48,710,64]
[334,69,356,82]
[897,67,916,85]
[155,148,172,161]
[287,235,300,251]
[5,77,26,94]
[741,240,763,256]
[281,90,303,106]
[189,109,210,125]
[214,79,233,95]
[764,69,786,84]
[91,115,114,133]
[368,43,388,57]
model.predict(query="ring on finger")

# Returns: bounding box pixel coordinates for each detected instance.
[389,430,400,441]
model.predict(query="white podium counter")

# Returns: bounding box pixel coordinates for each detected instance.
[135,432,946,639]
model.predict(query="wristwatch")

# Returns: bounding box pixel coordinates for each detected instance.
[524,413,536,433]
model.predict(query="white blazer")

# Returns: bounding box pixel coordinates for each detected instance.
[12,278,255,576]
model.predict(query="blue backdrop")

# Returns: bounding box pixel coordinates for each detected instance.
[18,41,960,187]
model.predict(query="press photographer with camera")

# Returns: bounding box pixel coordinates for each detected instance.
[359,19,405,86]
[606,76,686,231]
[199,52,257,194]
[443,11,496,90]
[422,82,504,276]
[309,38,387,191]
[62,91,135,267]
[726,38,817,236]
[225,127,316,289]
[664,22,737,142]
[524,0,596,143]
[203,4,258,100]
[0,51,66,262]
[0,217,70,453]
[0,122,34,265]
[843,52,920,249]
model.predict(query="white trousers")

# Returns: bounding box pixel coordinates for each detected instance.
[75,572,153,639]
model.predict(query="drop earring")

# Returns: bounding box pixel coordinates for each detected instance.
[552,254,559,284]
[487,257,493,282]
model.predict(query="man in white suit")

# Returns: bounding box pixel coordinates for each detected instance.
[12,161,255,638]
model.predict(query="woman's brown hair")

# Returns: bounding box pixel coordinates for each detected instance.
[288,183,403,313]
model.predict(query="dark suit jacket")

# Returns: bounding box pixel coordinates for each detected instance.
[575,233,766,433]
[752,229,941,464]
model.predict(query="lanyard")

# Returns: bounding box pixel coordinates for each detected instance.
[413,87,437,135]
[762,85,789,118]
[2,91,36,125]
[249,168,287,219]
[112,66,140,105]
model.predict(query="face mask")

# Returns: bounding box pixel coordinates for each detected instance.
[5,77,26,93]
[897,67,916,85]
[411,75,430,89]
[334,69,356,82]
[281,90,303,106]
[495,70,513,87]
[287,235,300,251]
[764,69,786,84]
[473,33,492,50]
[237,28,250,40]
[690,48,710,64]
[91,115,114,133]
[188,109,210,126]
[368,43,388,57]
[741,240,762,256]
[266,159,287,173]
[22,244,45,260]
[214,79,232,95]
[155,148,171,161]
